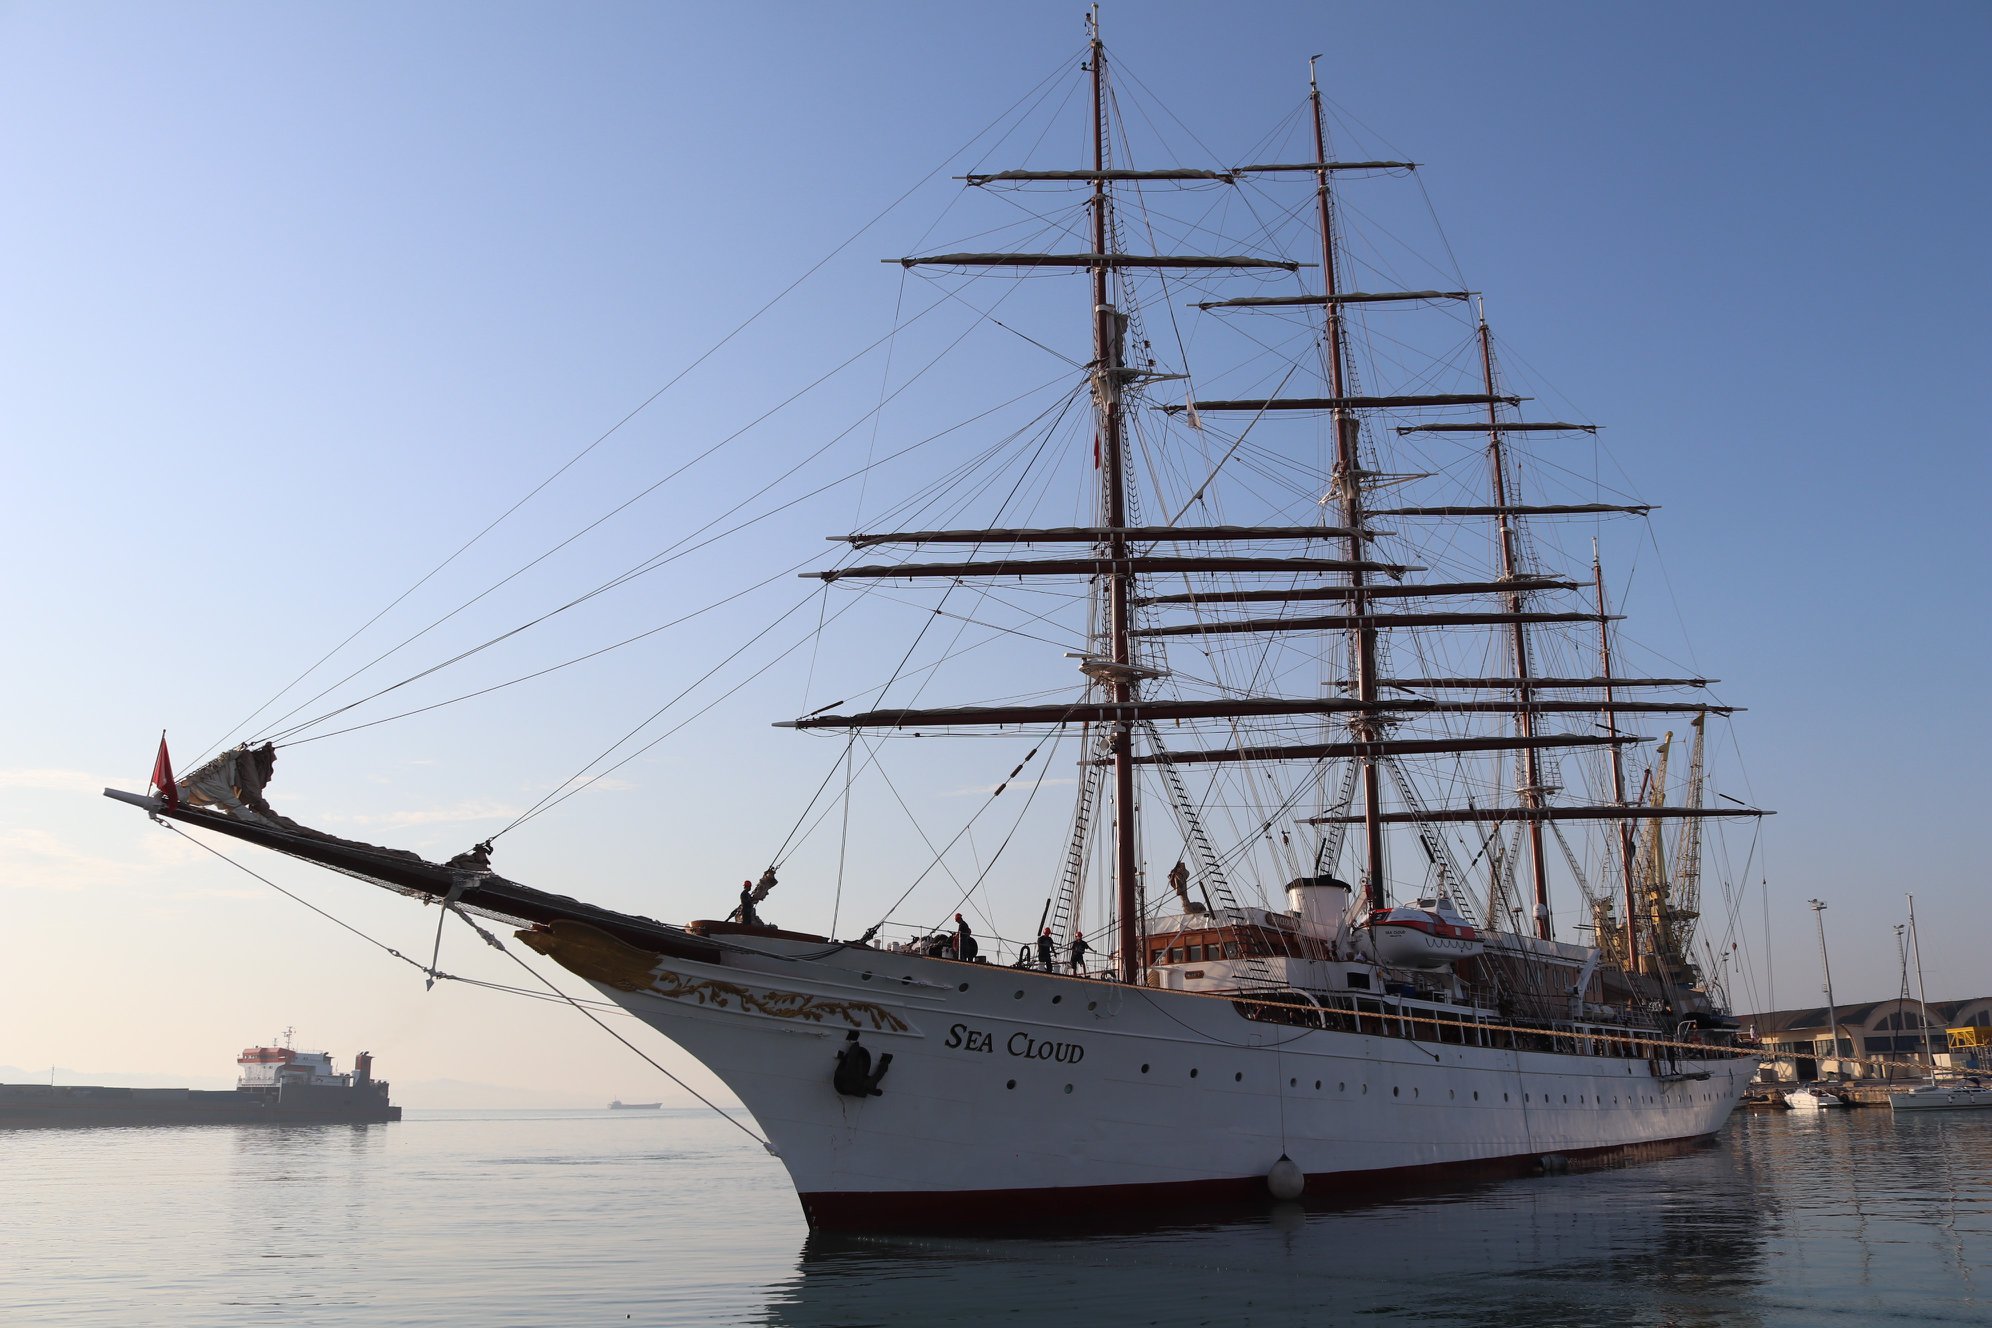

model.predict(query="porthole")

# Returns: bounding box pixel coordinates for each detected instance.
[1064,1084,1073,1095]
[1413,1087,1420,1098]
[958,982,970,992]
[1473,1091,1479,1101]
[1449,1090,1455,1100]
[1235,1072,1244,1083]
[1141,1063,1151,1074]
[1315,1080,1322,1090]
[1006,1079,1016,1090]
[1014,990,1025,1000]
[1087,1001,1098,1011]
[1338,1082,1346,1092]
[1290,1078,1298,1088]
[1392,1086,1400,1097]
[861,972,872,981]
[1562,1095,1568,1104]
[1190,1069,1199,1079]
[1362,1084,1369,1095]
[1051,995,1062,1005]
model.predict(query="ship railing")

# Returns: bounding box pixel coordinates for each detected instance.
[1224,987,1747,1062]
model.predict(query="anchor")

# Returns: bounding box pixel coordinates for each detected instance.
[832,1029,892,1098]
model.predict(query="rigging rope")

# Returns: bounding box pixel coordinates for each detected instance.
[156,818,772,1150]
[452,910,773,1152]
[208,55,1080,766]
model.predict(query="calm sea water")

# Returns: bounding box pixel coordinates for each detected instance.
[3,1104,1986,1326]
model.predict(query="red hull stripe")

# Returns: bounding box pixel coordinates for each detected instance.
[796,1131,1718,1231]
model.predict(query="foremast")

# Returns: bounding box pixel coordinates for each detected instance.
[1086,17,1142,983]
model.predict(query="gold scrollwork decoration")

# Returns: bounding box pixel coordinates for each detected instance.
[517,918,908,1032]
[649,970,910,1032]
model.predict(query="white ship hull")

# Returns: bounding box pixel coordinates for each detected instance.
[574,933,1755,1229]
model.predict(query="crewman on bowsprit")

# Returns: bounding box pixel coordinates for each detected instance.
[735,881,760,926]
[953,913,979,962]
[1037,926,1055,971]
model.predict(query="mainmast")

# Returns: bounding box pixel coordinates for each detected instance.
[1087,14,1141,983]
[1309,58,1387,913]
[1476,317,1552,939]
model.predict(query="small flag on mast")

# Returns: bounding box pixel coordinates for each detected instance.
[151,732,178,809]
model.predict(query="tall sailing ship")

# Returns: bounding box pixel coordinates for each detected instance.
[108,20,1768,1229]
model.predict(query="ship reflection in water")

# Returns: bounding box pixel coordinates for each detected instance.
[7,1108,1987,1326]
[765,1113,1992,1327]
[767,1147,1767,1327]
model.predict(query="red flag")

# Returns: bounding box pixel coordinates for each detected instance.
[151,733,178,808]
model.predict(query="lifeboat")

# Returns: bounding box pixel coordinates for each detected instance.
[1367,898,1483,969]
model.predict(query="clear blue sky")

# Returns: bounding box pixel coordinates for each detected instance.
[3,2,1988,1102]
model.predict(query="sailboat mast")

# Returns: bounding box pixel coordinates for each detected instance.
[1477,318,1552,939]
[1908,893,1936,1072]
[1593,549,1639,965]
[1309,60,1387,912]
[1088,16,1140,983]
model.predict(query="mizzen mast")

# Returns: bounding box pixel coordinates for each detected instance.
[1594,547,1641,967]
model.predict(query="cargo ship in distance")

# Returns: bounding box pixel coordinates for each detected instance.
[0,1041,400,1128]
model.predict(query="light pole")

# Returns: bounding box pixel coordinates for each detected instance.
[1809,898,1842,1080]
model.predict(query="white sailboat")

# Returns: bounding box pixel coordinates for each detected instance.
[1890,896,1992,1113]
[106,18,1769,1229]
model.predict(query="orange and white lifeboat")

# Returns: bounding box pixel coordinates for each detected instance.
[1367,898,1483,969]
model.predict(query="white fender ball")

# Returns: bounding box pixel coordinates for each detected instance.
[1267,1154,1305,1201]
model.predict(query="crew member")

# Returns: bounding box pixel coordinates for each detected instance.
[1069,930,1089,974]
[1037,926,1055,971]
